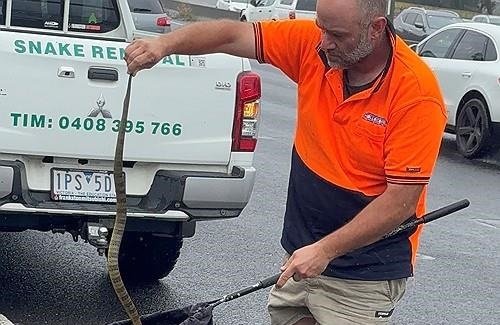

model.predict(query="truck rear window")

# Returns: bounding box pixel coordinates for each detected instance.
[0,0,5,25]
[69,0,120,33]
[11,0,63,30]
[296,0,317,11]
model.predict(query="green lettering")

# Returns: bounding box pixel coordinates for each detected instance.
[10,113,22,126]
[162,56,174,65]
[106,47,117,60]
[14,40,26,54]
[74,44,85,57]
[31,114,45,128]
[92,46,104,59]
[44,42,57,55]
[28,41,42,54]
[175,55,185,66]
[58,43,72,56]
[119,48,126,60]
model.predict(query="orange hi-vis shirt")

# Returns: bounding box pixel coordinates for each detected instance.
[253,20,447,280]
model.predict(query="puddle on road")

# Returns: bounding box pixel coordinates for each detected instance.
[416,253,436,261]
[473,219,500,229]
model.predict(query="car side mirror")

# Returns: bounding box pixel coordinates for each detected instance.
[414,21,425,29]
[409,44,418,52]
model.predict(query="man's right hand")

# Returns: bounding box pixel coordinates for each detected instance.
[125,37,167,76]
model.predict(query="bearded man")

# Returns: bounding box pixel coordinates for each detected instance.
[125,1,447,324]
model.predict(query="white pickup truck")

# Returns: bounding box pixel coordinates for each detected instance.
[0,0,260,282]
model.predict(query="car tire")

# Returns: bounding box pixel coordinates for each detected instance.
[456,97,491,158]
[106,232,183,283]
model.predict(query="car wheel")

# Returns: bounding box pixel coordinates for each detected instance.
[456,97,491,158]
[106,232,183,283]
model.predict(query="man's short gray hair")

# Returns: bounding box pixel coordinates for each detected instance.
[357,0,387,22]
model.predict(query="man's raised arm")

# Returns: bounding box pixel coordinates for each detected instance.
[125,20,256,75]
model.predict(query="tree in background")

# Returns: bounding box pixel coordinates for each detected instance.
[478,0,496,13]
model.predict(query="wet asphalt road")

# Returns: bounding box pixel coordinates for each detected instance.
[1,62,499,325]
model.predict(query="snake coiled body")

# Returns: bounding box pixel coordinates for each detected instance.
[108,74,142,325]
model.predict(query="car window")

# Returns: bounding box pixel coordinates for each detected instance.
[279,0,294,5]
[252,0,276,5]
[69,0,120,33]
[403,12,417,25]
[485,39,497,61]
[0,0,5,25]
[415,14,424,25]
[418,28,462,58]
[11,0,64,30]
[474,16,486,22]
[296,0,317,11]
[128,0,163,14]
[451,30,488,61]
[427,15,462,29]
[489,16,500,26]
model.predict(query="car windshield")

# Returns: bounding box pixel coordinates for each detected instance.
[427,15,462,29]
[128,0,163,14]
[296,0,317,11]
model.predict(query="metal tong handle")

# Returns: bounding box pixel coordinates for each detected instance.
[383,199,470,238]
[222,274,281,303]
[224,199,470,303]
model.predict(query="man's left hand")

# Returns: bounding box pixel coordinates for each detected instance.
[276,243,331,288]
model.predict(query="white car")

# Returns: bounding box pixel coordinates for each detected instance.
[415,22,500,158]
[271,0,317,20]
[472,14,500,26]
[215,0,250,12]
[240,0,277,22]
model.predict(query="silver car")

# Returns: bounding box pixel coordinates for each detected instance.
[128,0,171,33]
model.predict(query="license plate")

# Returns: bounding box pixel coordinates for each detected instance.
[51,169,116,203]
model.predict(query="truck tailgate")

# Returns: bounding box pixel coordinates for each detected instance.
[0,32,244,165]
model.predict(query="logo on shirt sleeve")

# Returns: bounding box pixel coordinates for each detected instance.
[406,167,422,173]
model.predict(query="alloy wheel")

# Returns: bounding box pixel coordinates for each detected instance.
[456,98,490,158]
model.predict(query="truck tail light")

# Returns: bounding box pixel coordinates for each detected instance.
[157,17,170,26]
[289,10,296,19]
[232,72,261,152]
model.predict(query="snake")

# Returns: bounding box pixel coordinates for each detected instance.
[108,74,142,325]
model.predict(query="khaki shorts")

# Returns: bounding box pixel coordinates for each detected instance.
[268,275,406,325]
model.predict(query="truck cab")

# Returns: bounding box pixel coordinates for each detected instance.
[0,0,261,282]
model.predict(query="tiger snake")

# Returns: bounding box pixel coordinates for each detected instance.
[108,74,142,325]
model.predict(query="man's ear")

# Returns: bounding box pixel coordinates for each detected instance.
[370,17,387,39]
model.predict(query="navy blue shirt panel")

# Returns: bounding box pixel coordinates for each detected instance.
[281,148,416,281]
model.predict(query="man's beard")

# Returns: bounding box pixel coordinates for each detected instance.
[326,32,374,69]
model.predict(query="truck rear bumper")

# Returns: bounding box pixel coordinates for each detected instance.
[0,160,255,221]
